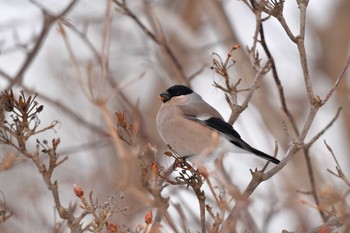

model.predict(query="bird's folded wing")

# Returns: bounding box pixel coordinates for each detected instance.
[184,114,280,164]
[184,114,252,151]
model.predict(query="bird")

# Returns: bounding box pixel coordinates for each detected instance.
[156,85,280,164]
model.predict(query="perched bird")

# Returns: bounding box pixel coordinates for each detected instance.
[156,85,280,164]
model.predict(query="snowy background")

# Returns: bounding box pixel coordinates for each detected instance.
[0,0,349,232]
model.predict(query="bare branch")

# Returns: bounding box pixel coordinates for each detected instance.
[113,0,189,85]
[325,140,350,188]
[188,64,208,81]
[322,54,350,104]
[6,0,78,89]
[304,107,342,149]
[259,20,299,135]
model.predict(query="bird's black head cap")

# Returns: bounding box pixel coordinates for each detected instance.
[160,85,193,103]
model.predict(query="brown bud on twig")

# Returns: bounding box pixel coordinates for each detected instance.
[144,209,153,225]
[73,184,84,198]
[107,222,117,233]
[149,161,160,174]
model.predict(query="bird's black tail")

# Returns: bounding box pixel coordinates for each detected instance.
[250,147,280,164]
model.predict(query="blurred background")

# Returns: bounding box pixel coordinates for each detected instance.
[0,0,349,232]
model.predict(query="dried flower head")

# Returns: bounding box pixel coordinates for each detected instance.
[0,89,43,119]
[0,90,15,112]
[262,0,285,17]
[211,45,239,79]
[115,111,127,129]
[115,111,136,145]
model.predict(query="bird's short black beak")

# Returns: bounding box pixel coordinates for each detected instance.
[159,91,171,103]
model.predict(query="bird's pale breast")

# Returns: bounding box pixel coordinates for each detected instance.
[156,104,221,157]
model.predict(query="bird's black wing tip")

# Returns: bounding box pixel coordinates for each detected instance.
[269,157,280,164]
[251,147,280,164]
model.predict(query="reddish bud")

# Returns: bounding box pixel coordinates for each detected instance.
[73,184,84,198]
[149,162,160,174]
[318,225,331,233]
[144,209,153,225]
[107,222,117,233]
[232,44,240,50]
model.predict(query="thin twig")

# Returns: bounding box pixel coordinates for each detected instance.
[188,64,207,81]
[113,0,188,85]
[6,0,78,89]
[259,20,299,135]
[277,16,297,42]
[62,20,102,65]
[58,22,92,100]
[228,60,271,124]
[325,140,350,188]
[305,214,350,233]
[23,87,106,137]
[304,107,342,148]
[322,54,350,104]
[296,1,315,103]
[220,169,264,232]
[303,148,327,221]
